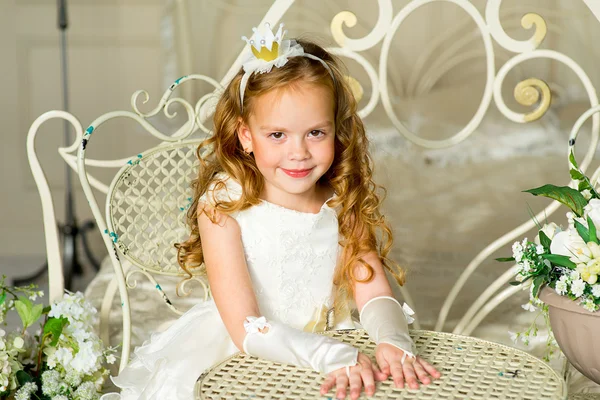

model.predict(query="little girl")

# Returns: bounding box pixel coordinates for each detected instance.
[103,23,440,400]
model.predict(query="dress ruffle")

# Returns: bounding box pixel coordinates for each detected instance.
[100,300,237,400]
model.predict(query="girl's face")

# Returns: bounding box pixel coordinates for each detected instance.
[238,80,335,204]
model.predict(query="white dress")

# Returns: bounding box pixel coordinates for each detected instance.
[102,173,354,400]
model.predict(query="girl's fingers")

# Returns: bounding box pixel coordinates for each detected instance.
[320,374,336,395]
[419,357,442,379]
[389,359,405,389]
[336,374,349,399]
[413,361,431,385]
[402,361,419,390]
[372,362,388,381]
[360,362,376,397]
[348,367,363,400]
[375,349,391,377]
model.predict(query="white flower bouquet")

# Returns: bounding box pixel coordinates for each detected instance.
[0,276,116,400]
[498,151,600,358]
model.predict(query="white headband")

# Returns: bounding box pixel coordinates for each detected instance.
[239,23,334,111]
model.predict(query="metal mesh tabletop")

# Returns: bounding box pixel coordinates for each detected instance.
[196,329,567,399]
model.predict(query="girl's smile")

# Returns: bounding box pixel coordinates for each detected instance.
[280,167,314,178]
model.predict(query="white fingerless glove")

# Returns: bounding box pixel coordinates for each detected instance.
[359,296,417,364]
[242,316,358,375]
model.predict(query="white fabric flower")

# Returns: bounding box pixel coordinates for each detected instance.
[402,303,415,324]
[243,316,271,334]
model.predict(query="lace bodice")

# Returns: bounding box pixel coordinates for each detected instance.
[199,173,341,330]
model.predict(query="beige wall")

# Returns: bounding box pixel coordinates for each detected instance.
[0,0,165,272]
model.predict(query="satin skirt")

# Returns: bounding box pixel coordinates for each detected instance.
[100,300,238,400]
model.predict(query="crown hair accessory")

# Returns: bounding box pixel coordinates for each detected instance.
[238,22,334,111]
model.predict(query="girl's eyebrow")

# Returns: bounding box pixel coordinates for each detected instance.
[259,121,333,131]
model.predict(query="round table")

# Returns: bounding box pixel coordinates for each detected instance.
[196,329,568,399]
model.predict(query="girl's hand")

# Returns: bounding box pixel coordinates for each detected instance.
[320,352,387,400]
[375,343,441,390]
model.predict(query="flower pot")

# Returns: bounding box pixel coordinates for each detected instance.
[539,285,600,384]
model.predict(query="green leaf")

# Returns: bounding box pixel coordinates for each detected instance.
[496,257,516,262]
[571,168,585,181]
[523,184,588,217]
[578,181,591,192]
[538,231,551,251]
[43,317,69,347]
[541,254,577,269]
[532,276,545,298]
[509,281,522,286]
[570,149,579,169]
[42,305,51,314]
[31,303,43,325]
[16,370,34,385]
[0,292,5,307]
[14,299,33,329]
[588,216,598,244]
[575,220,590,243]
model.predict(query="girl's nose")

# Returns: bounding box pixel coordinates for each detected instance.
[288,139,310,160]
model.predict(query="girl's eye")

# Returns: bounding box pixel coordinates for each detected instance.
[269,132,285,139]
[309,130,324,137]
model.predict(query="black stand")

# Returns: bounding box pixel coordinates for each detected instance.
[12,0,100,290]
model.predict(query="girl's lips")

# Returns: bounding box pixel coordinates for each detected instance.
[281,168,313,178]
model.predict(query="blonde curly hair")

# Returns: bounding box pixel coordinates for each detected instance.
[176,38,405,319]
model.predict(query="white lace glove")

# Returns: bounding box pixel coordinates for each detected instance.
[242,316,358,374]
[359,296,417,364]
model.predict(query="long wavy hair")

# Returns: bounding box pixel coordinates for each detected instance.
[176,38,405,318]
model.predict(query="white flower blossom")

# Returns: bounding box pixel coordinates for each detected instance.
[582,189,593,200]
[536,223,560,245]
[508,331,519,344]
[570,270,581,281]
[592,285,600,298]
[14,381,37,400]
[536,244,545,255]
[555,276,569,296]
[512,241,524,262]
[71,341,102,376]
[571,279,586,298]
[73,381,99,400]
[582,298,597,312]
[54,347,74,366]
[41,370,62,396]
[106,354,116,364]
[64,369,83,387]
[13,337,24,350]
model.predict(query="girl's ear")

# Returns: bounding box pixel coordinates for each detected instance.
[237,118,253,153]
